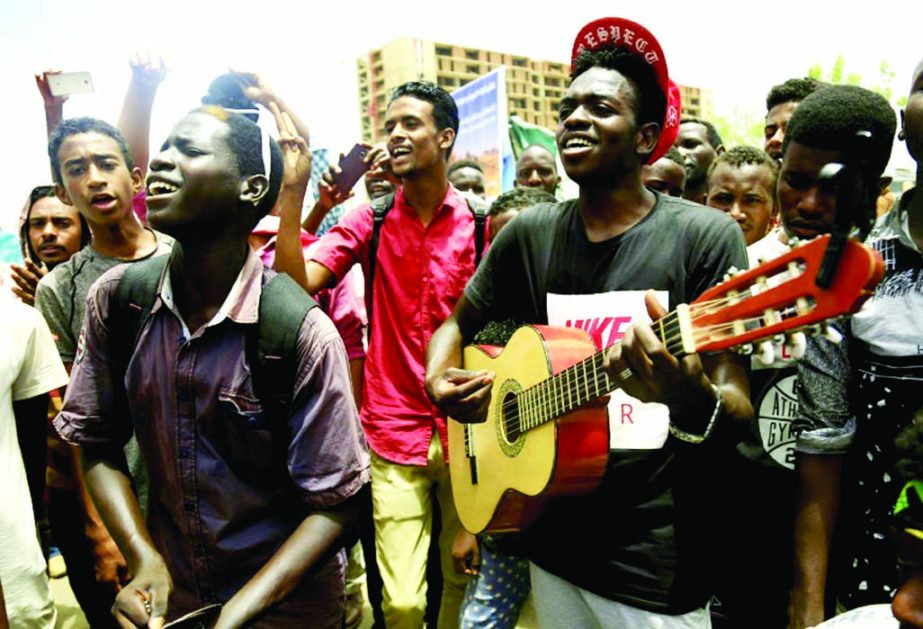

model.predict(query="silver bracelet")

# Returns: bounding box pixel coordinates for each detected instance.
[668,384,723,445]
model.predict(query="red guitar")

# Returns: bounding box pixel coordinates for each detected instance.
[448,235,884,534]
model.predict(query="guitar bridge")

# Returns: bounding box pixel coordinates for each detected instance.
[464,423,478,484]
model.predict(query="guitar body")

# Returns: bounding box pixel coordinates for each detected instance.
[449,325,610,534]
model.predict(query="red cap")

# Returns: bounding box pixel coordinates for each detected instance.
[570,17,681,164]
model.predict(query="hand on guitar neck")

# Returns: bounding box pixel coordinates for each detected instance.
[603,290,719,425]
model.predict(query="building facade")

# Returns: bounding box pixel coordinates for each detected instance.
[358,37,712,144]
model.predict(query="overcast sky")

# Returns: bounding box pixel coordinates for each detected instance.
[2,0,919,230]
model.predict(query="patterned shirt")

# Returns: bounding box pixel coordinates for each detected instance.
[795,189,923,608]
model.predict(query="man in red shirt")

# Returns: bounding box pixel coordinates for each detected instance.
[281,81,481,628]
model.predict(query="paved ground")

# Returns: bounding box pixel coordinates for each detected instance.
[49,574,88,629]
[49,572,539,628]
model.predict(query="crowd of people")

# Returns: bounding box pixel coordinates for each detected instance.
[0,14,922,629]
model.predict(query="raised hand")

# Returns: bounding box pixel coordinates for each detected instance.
[128,51,168,90]
[365,143,400,186]
[10,259,46,306]
[35,70,67,109]
[229,70,275,108]
[268,102,311,190]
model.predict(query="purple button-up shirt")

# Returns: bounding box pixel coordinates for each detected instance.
[56,251,369,626]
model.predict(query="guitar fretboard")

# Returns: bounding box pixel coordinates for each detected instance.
[506,310,685,438]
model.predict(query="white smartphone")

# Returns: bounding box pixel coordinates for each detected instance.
[47,72,94,97]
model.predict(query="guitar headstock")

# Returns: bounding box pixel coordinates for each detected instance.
[685,235,883,355]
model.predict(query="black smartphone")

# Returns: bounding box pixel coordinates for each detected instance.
[333,143,372,193]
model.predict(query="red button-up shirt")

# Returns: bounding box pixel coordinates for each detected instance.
[312,186,480,466]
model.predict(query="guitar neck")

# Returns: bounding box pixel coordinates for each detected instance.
[514,308,688,434]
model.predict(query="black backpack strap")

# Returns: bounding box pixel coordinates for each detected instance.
[110,255,170,374]
[249,272,318,424]
[465,196,489,268]
[366,193,395,340]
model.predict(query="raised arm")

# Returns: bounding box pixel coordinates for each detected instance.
[117,51,168,177]
[231,71,310,147]
[268,101,312,293]
[35,70,67,141]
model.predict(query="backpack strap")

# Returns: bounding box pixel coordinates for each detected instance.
[364,192,486,338]
[465,196,489,268]
[249,272,318,424]
[110,255,170,375]
[366,193,395,340]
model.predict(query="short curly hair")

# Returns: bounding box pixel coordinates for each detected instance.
[390,81,459,157]
[707,145,779,188]
[765,77,827,112]
[783,84,897,183]
[196,106,283,220]
[448,159,483,176]
[488,186,557,217]
[680,118,723,149]
[571,46,666,129]
[48,117,135,185]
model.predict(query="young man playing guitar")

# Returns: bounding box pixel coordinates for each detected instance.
[426,18,753,627]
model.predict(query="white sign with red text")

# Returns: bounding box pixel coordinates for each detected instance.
[547,290,671,450]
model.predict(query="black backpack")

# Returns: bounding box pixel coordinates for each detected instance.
[366,192,488,336]
[109,255,317,424]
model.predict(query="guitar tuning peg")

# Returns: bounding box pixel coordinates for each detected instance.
[757,257,767,266]
[736,343,754,356]
[757,341,775,366]
[772,334,785,345]
[728,266,741,277]
[822,323,843,344]
[787,332,807,360]
[788,237,801,249]
[807,323,823,336]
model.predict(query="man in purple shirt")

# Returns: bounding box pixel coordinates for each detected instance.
[55,106,369,628]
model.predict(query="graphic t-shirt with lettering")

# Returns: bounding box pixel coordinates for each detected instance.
[742,229,800,470]
[465,195,747,613]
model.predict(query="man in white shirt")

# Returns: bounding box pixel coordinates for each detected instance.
[0,297,68,627]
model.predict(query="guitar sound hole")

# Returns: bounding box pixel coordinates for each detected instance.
[501,391,521,444]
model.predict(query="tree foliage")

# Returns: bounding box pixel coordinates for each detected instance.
[808,55,907,108]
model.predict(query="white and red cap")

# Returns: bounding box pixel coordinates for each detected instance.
[570,17,682,163]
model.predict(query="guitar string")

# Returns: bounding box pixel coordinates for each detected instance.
[497,287,809,433]
[497,310,683,419]
[502,303,805,434]
[499,314,685,430]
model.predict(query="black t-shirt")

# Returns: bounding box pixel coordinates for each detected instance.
[465,194,748,614]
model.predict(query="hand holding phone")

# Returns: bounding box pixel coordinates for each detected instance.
[46,71,94,97]
[333,143,373,193]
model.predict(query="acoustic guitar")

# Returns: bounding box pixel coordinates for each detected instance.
[448,235,884,534]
